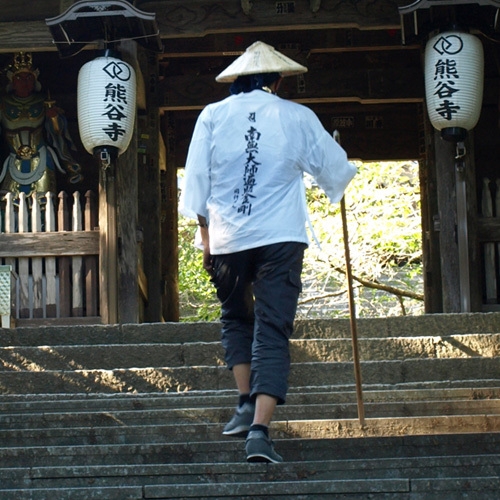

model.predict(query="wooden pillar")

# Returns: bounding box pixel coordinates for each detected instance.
[137,49,163,322]
[115,130,140,323]
[116,40,140,324]
[98,41,141,325]
[58,191,72,318]
[462,135,482,312]
[434,130,481,312]
[435,131,461,312]
[420,108,443,313]
[161,113,179,321]
[99,165,118,324]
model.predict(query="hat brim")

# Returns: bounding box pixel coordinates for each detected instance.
[216,41,307,83]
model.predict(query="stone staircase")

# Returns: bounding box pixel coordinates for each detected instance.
[0,313,499,499]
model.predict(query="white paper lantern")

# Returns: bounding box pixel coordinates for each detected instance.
[78,53,136,157]
[424,31,484,141]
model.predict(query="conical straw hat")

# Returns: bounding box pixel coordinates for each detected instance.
[216,41,307,83]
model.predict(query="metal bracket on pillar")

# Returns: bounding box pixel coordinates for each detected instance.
[455,141,471,312]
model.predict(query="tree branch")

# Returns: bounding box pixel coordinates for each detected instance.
[332,266,424,301]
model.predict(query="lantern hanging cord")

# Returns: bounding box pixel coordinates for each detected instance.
[51,31,161,46]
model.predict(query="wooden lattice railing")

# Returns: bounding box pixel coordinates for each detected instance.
[0,191,99,325]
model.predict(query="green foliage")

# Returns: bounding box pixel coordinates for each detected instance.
[178,161,424,321]
[178,220,220,321]
[301,161,423,318]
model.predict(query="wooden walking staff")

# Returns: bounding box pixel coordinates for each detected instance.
[333,130,365,427]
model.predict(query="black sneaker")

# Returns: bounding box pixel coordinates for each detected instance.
[222,401,255,437]
[245,429,283,463]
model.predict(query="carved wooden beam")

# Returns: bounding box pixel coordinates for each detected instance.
[240,0,323,15]
[159,69,423,111]
[0,0,481,52]
[138,0,403,39]
[159,46,423,110]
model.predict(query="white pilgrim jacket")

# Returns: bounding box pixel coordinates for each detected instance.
[179,89,357,255]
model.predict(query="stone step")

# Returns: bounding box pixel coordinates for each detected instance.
[0,323,222,347]
[291,334,500,361]
[1,316,498,499]
[0,386,498,412]
[0,413,498,450]
[1,400,499,438]
[1,334,497,371]
[5,313,500,347]
[2,475,499,500]
[149,475,500,499]
[139,476,500,499]
[0,357,498,394]
[294,313,500,339]
[0,425,498,468]
[2,455,499,490]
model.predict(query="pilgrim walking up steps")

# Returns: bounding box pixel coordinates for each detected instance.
[180,40,357,463]
[0,315,499,498]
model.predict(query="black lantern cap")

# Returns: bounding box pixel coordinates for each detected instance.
[441,127,468,143]
[46,0,162,58]
[400,0,500,14]
[399,0,500,44]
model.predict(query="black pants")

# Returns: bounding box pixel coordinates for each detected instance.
[211,241,307,404]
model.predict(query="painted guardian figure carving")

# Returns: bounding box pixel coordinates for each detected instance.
[0,52,82,197]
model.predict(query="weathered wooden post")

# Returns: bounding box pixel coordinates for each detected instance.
[46,0,162,323]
